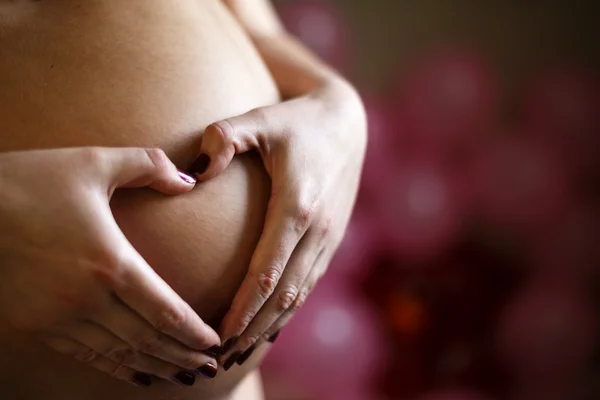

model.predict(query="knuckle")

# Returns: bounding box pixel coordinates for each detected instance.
[108,347,138,366]
[276,285,300,313]
[83,147,106,168]
[82,147,112,179]
[291,288,308,312]
[209,120,235,143]
[234,311,256,334]
[153,305,186,334]
[256,268,282,300]
[109,364,128,379]
[75,348,99,364]
[250,107,269,125]
[144,148,169,169]
[136,334,163,354]
[319,217,333,239]
[86,246,126,289]
[240,333,261,349]
[292,201,317,232]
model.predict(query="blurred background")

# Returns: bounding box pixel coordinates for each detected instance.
[260,1,600,399]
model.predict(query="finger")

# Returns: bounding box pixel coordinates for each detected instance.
[58,322,215,385]
[193,108,274,181]
[218,193,312,349]
[89,298,218,376]
[112,249,221,352]
[81,194,221,359]
[89,147,196,195]
[233,249,330,370]
[220,231,322,370]
[43,335,151,387]
[91,298,219,376]
[259,248,331,348]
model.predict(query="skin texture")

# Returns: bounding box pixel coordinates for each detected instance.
[0,147,224,387]
[203,0,367,366]
[0,0,277,399]
[0,0,367,397]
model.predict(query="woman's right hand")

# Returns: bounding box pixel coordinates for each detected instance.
[0,147,220,387]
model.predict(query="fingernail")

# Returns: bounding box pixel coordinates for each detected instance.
[190,153,210,175]
[222,337,238,354]
[236,345,256,366]
[196,362,218,379]
[267,330,280,343]
[173,371,196,386]
[223,351,242,371]
[177,170,196,184]
[131,372,152,387]
[203,345,222,358]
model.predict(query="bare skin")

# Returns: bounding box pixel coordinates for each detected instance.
[201,0,366,365]
[0,1,275,399]
[0,0,366,399]
[0,146,223,387]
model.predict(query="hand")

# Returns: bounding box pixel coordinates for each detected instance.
[193,80,367,369]
[0,147,221,387]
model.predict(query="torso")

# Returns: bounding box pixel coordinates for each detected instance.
[0,1,279,399]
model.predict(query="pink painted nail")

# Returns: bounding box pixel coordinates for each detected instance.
[178,170,196,184]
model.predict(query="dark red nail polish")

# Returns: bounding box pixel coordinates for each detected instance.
[190,153,210,175]
[267,330,280,343]
[222,337,237,354]
[223,351,242,371]
[203,345,222,358]
[177,170,196,184]
[132,372,152,387]
[235,345,256,366]
[173,371,195,386]
[196,363,218,379]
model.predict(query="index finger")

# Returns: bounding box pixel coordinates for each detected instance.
[218,194,310,346]
[112,241,221,352]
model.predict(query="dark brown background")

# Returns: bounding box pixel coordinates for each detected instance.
[275,0,600,102]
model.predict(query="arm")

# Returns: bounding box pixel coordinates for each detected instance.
[0,147,221,386]
[196,0,367,369]
[222,0,343,99]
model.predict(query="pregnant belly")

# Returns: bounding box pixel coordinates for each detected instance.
[0,1,278,399]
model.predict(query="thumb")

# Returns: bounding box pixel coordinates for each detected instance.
[95,147,196,196]
[192,108,269,181]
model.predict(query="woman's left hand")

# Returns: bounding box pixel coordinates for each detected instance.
[193,79,367,369]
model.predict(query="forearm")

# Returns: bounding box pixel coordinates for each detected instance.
[223,0,350,99]
[254,32,344,99]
